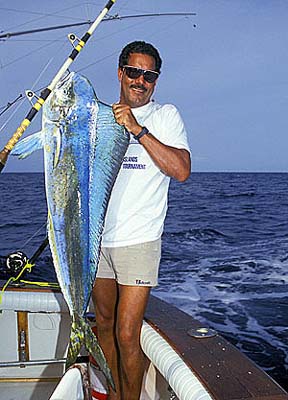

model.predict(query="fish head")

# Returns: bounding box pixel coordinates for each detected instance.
[44,72,77,122]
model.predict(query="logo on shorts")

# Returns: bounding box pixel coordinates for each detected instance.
[135,279,151,285]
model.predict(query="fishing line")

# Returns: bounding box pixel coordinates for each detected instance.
[0,14,195,118]
[0,264,59,306]
[0,5,86,20]
[0,0,119,172]
[0,94,23,117]
[0,47,3,68]
[84,3,91,21]
[3,38,68,43]
[0,13,195,114]
[0,13,196,40]
[0,262,34,304]
[0,47,64,118]
[27,16,98,94]
[30,35,70,93]
[0,41,66,131]
[76,18,152,73]
[0,96,25,136]
[76,49,118,74]
[20,222,47,249]
[0,37,66,70]
[0,34,70,127]
[0,4,89,34]
[115,0,146,15]
[76,15,193,74]
[146,15,194,42]
[0,21,92,41]
[20,280,59,288]
[0,235,52,300]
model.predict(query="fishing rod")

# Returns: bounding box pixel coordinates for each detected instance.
[0,0,117,173]
[0,11,196,118]
[0,13,196,40]
[0,236,54,303]
[0,21,93,39]
[5,236,49,280]
[0,94,23,117]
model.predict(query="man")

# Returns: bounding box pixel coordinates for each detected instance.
[92,41,191,400]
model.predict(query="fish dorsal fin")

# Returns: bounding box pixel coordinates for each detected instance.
[10,131,44,159]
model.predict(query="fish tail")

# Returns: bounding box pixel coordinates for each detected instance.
[81,318,115,392]
[66,316,115,391]
[66,317,84,370]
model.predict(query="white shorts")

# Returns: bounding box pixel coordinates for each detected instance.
[96,239,161,287]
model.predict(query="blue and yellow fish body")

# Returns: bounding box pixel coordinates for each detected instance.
[12,72,129,389]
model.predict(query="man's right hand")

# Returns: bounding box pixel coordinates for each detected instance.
[112,103,142,135]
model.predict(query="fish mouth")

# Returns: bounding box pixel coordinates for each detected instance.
[51,72,75,106]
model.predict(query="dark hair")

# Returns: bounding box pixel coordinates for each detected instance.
[118,41,162,73]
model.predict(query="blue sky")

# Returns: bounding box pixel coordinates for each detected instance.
[0,0,287,172]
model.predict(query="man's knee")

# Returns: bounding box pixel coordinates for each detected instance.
[93,278,118,333]
[116,324,141,354]
[95,305,115,333]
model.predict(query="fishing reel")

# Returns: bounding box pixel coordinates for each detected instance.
[6,251,29,280]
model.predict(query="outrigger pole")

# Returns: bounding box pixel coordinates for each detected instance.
[0,13,196,40]
[0,0,117,173]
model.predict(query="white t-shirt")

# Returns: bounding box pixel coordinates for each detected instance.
[102,100,190,247]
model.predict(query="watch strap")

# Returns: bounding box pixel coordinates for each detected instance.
[133,126,149,142]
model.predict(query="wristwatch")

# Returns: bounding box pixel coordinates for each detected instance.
[132,126,149,142]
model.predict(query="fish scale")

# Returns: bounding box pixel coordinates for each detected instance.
[11,71,129,390]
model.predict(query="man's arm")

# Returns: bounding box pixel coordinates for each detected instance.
[136,133,191,182]
[112,103,191,182]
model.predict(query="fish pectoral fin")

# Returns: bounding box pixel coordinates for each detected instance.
[82,319,115,391]
[10,131,44,159]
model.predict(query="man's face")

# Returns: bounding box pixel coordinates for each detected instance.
[118,53,158,108]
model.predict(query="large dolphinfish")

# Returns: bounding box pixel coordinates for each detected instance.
[12,72,129,388]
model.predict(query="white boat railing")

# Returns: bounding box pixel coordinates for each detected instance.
[0,289,68,313]
[141,321,213,400]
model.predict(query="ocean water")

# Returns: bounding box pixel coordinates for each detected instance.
[0,172,287,391]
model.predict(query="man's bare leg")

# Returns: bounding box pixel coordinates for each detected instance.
[116,285,151,400]
[92,278,120,400]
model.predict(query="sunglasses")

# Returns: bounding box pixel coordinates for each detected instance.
[122,65,159,83]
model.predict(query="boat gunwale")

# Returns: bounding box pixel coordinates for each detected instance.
[1,282,288,400]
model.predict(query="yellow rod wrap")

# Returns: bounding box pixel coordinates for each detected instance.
[33,102,43,111]
[5,119,31,151]
[75,44,84,52]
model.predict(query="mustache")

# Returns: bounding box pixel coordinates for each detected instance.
[130,84,147,92]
